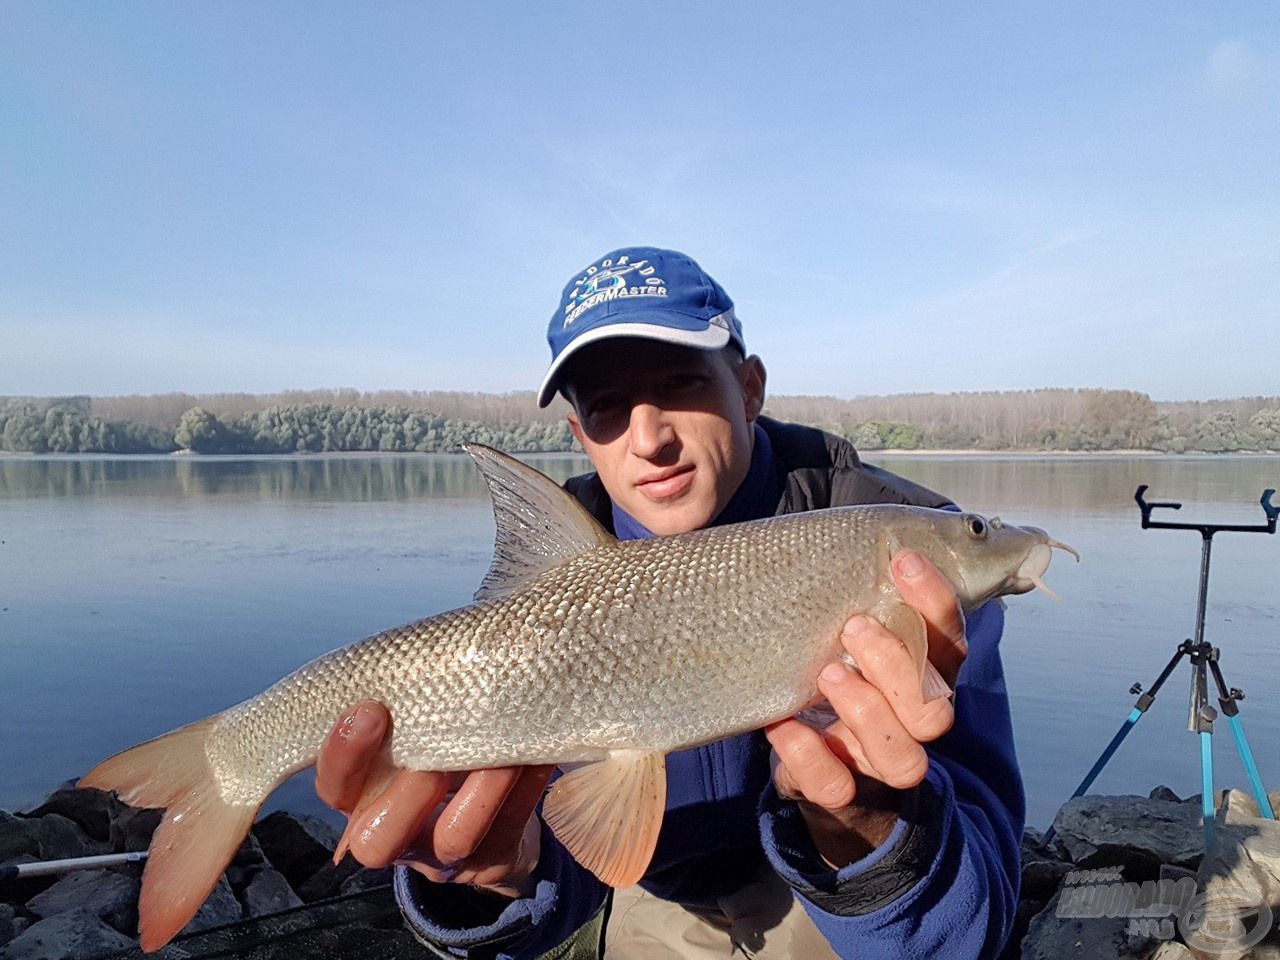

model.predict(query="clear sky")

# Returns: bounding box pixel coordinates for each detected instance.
[1,2,1276,402]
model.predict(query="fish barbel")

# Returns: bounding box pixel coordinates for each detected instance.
[81,444,1077,950]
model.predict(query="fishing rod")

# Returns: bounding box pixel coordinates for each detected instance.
[1045,485,1278,852]
[0,850,148,881]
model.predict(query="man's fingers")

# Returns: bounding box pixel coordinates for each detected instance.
[817,659,932,791]
[315,701,390,813]
[892,550,968,686]
[765,718,855,810]
[838,615,955,744]
[343,767,452,869]
[431,768,521,865]
[448,765,553,888]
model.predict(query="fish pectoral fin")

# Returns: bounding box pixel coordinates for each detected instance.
[464,444,617,602]
[875,601,953,704]
[541,749,666,888]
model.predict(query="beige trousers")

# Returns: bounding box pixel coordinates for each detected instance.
[602,864,841,960]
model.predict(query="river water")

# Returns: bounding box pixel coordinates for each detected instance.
[1,452,1277,831]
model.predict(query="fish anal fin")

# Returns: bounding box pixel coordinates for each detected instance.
[80,715,265,952]
[874,601,953,703]
[542,750,665,888]
[464,444,616,602]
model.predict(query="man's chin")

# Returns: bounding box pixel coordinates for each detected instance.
[629,501,717,538]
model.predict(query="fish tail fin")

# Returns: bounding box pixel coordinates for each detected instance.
[80,715,263,952]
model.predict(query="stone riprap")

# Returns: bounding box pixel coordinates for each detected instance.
[5,780,1280,958]
[0,783,406,959]
[1013,786,1280,960]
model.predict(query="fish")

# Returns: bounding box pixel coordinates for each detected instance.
[80,444,1077,950]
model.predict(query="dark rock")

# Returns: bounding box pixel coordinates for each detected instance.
[1159,863,1197,886]
[0,905,15,947]
[20,788,119,844]
[1022,826,1068,862]
[0,814,40,862]
[107,805,160,852]
[252,812,339,890]
[1020,888,1153,959]
[1022,857,1074,903]
[0,856,54,904]
[25,869,139,935]
[32,815,103,861]
[0,907,133,960]
[294,856,364,902]
[1050,795,1204,875]
[225,832,269,896]
[997,898,1044,960]
[241,868,303,918]
[1149,785,1182,804]
[339,866,393,895]
[178,875,241,937]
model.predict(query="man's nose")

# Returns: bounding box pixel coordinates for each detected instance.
[628,403,674,458]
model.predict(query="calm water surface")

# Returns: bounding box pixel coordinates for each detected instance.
[1,453,1277,831]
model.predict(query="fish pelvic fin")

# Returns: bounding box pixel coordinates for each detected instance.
[464,443,616,602]
[875,601,954,704]
[542,749,665,888]
[80,715,262,952]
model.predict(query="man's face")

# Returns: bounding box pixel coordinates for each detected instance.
[562,339,766,537]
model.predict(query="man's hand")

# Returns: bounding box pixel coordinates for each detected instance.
[314,701,553,898]
[764,549,968,867]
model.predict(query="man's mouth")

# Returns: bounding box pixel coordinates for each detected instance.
[636,465,695,501]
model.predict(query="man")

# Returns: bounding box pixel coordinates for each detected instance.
[316,247,1023,958]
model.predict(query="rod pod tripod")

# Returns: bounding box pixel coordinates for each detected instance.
[1044,485,1279,852]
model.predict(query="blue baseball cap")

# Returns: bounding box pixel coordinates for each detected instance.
[537,246,747,407]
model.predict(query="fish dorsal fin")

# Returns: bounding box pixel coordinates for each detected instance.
[464,443,615,601]
[543,749,666,887]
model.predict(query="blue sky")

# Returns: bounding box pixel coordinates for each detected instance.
[1,2,1276,402]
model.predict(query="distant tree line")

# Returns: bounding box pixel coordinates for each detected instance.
[2,388,1278,455]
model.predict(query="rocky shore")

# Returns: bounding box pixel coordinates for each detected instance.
[3,782,1279,958]
[0,782,419,958]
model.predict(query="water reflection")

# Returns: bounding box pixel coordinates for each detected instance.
[0,453,595,503]
[869,454,1279,519]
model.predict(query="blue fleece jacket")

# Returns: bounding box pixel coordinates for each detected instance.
[395,425,1024,958]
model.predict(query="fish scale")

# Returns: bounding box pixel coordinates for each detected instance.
[208,507,935,799]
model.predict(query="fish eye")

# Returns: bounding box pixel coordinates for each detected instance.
[966,516,987,538]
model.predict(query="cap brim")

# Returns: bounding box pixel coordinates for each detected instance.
[537,319,732,407]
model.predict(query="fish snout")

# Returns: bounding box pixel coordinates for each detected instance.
[1008,531,1079,602]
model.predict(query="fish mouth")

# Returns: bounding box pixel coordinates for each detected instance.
[1009,534,1080,602]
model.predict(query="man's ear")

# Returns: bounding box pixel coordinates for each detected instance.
[739,355,767,422]
[567,411,586,447]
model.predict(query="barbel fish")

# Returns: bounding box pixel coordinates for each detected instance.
[81,444,1077,950]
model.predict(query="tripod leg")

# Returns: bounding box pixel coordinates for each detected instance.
[1226,714,1276,820]
[1044,644,1189,844]
[1043,708,1143,845]
[1208,655,1276,820]
[1200,731,1215,852]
